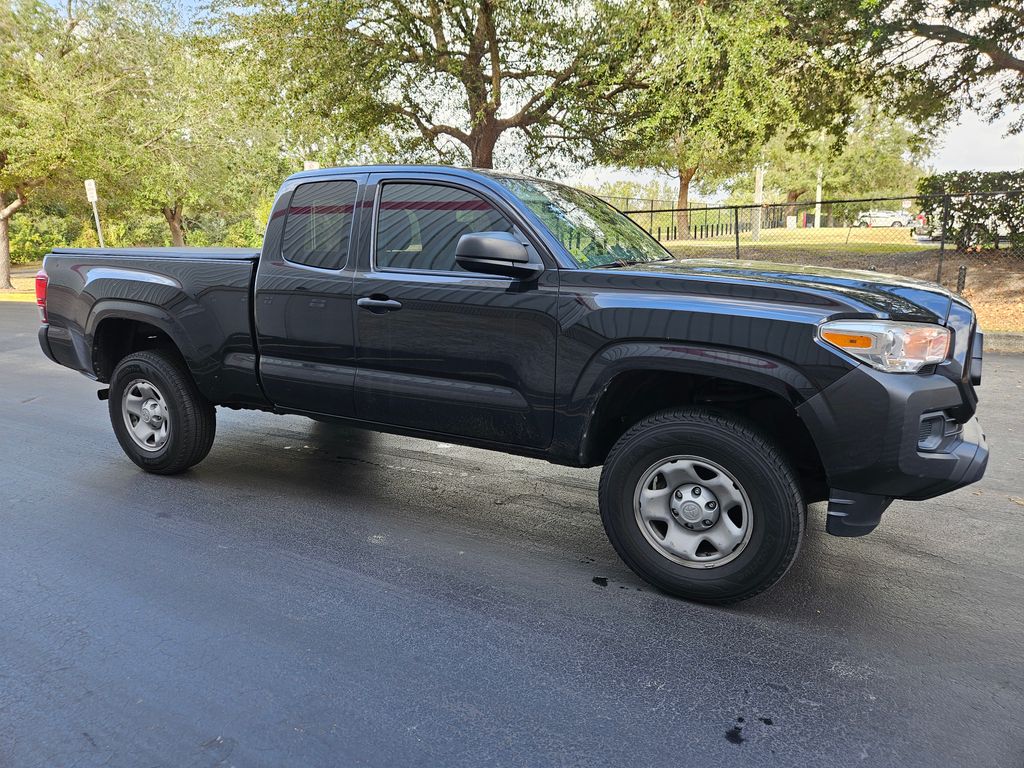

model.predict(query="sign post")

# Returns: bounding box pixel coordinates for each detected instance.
[84,179,105,248]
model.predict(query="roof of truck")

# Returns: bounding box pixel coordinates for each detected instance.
[285,164,539,184]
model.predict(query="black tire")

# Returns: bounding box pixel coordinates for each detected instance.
[598,408,804,604]
[108,349,216,475]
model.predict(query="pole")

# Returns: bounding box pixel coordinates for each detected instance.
[734,206,740,258]
[814,166,823,229]
[936,194,950,284]
[84,179,104,248]
[752,166,764,241]
[91,201,105,248]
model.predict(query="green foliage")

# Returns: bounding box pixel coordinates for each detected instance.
[917,171,1024,198]
[102,2,288,244]
[578,180,679,207]
[783,0,1024,132]
[729,108,928,203]
[8,215,80,264]
[917,171,1024,249]
[606,0,816,216]
[219,0,658,169]
[0,0,155,284]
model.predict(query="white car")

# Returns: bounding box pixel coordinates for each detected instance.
[857,210,913,227]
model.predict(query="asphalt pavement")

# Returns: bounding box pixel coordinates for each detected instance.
[1,301,1022,767]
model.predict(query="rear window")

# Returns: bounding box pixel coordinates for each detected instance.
[281,180,357,270]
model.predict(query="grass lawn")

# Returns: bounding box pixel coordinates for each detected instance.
[0,275,37,301]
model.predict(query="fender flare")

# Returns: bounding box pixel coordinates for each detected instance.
[569,340,821,465]
[85,299,206,381]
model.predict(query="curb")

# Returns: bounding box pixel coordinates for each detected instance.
[986,333,1024,354]
[0,293,36,303]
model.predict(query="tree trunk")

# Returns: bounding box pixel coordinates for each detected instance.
[785,189,806,220]
[675,166,697,240]
[469,129,497,169]
[0,217,13,290]
[163,204,185,247]
[0,188,27,290]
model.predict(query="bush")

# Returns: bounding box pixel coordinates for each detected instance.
[8,202,269,262]
[9,214,83,264]
[917,172,1024,250]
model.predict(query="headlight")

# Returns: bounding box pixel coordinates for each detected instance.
[818,320,951,373]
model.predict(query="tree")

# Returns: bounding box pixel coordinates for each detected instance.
[606,0,807,236]
[109,5,286,246]
[220,0,658,170]
[728,109,929,204]
[0,1,138,289]
[786,0,1024,132]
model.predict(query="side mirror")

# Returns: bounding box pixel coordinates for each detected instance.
[455,231,543,279]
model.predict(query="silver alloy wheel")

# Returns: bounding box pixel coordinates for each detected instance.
[633,455,753,568]
[122,379,170,452]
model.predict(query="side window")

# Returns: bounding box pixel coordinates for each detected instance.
[375,182,514,272]
[281,180,357,270]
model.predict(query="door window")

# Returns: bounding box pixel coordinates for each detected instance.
[281,180,357,270]
[375,183,513,272]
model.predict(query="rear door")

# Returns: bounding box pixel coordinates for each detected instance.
[352,172,559,448]
[254,174,366,415]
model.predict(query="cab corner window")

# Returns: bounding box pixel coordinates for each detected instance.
[281,180,357,270]
[375,182,513,272]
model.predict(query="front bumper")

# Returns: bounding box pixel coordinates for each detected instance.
[798,363,988,537]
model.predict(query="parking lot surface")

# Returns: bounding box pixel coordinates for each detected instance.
[1,302,1022,767]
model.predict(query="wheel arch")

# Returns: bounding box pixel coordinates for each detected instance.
[572,342,828,501]
[87,301,201,386]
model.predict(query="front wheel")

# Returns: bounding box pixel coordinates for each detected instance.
[598,408,804,604]
[108,349,216,475]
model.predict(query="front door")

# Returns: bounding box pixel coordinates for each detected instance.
[353,175,558,448]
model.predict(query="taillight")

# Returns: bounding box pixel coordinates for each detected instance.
[35,269,48,323]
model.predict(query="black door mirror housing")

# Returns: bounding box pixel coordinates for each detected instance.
[455,231,543,279]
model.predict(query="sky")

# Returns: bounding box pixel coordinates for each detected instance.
[930,110,1024,172]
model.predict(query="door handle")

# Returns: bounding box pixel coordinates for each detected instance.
[357,296,403,313]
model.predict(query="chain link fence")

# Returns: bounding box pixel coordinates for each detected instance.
[616,191,1024,333]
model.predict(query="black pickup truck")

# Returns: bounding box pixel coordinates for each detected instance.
[36,166,988,602]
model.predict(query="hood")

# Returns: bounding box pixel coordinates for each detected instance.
[618,259,954,322]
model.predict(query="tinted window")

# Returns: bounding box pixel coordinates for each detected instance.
[376,183,513,272]
[281,180,357,269]
[494,175,668,268]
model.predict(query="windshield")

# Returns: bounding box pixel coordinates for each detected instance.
[494,176,671,268]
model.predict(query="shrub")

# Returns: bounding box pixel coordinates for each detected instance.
[917,172,1024,251]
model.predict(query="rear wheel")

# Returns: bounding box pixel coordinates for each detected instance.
[598,408,804,604]
[108,350,216,475]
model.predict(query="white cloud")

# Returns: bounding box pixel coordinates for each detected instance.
[929,108,1024,172]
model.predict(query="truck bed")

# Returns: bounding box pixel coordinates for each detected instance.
[40,247,266,407]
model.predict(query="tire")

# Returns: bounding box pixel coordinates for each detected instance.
[598,408,804,604]
[108,349,216,475]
